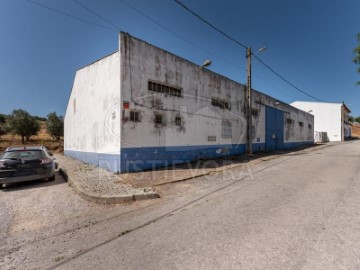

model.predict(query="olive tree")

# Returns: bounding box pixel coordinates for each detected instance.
[7,109,40,144]
[46,112,64,141]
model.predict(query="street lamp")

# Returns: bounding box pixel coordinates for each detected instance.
[255,47,267,55]
[200,59,212,68]
[246,47,267,155]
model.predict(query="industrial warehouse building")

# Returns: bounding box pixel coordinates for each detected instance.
[64,32,314,173]
[291,101,351,142]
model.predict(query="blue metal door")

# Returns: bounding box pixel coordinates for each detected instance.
[265,106,284,151]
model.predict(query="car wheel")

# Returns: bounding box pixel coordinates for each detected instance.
[48,174,56,181]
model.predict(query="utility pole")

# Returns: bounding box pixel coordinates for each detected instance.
[246,47,252,155]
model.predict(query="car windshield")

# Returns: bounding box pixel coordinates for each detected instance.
[2,150,44,160]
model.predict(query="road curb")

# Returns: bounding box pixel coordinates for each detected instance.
[59,168,159,204]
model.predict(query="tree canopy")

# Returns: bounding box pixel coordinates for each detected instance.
[46,112,64,141]
[0,114,6,124]
[7,109,40,143]
[349,115,360,123]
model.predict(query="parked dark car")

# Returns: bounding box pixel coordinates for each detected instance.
[0,146,56,188]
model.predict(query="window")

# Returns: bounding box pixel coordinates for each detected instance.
[286,118,294,125]
[148,81,182,97]
[130,111,140,122]
[251,109,259,117]
[155,115,163,125]
[222,121,232,138]
[208,136,216,142]
[299,121,304,127]
[175,116,182,126]
[308,124,312,129]
[211,98,230,110]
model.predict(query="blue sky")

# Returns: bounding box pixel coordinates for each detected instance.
[0,0,359,117]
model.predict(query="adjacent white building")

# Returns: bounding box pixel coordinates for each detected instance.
[291,101,351,142]
[64,32,314,173]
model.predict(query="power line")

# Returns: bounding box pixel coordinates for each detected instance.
[173,0,248,50]
[26,0,117,32]
[72,0,121,31]
[173,0,323,102]
[116,0,245,72]
[253,55,323,101]
[117,0,294,98]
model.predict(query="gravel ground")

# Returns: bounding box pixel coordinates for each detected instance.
[0,172,108,239]
[54,154,154,197]
[0,170,117,270]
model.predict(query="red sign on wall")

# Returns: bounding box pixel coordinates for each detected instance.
[123,101,129,109]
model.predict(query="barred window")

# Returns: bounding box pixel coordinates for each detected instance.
[211,98,230,110]
[148,81,182,97]
[175,116,182,126]
[208,136,217,142]
[222,121,232,138]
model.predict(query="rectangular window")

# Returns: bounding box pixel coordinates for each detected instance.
[286,118,294,125]
[155,115,163,125]
[211,98,230,110]
[299,121,304,127]
[175,116,181,126]
[222,121,232,138]
[308,124,312,129]
[208,136,216,142]
[148,80,182,97]
[130,111,140,122]
[251,109,259,117]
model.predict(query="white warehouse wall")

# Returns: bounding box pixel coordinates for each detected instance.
[64,33,314,173]
[252,91,314,144]
[119,33,314,172]
[64,51,121,171]
[291,101,342,142]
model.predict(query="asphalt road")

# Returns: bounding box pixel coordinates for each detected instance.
[1,141,360,269]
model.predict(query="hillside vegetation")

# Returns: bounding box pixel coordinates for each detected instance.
[0,121,63,153]
[0,110,64,153]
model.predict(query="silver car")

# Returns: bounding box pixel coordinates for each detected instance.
[0,146,56,188]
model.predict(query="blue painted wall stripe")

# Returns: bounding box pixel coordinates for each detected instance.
[121,144,246,172]
[65,150,121,172]
[65,140,313,173]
